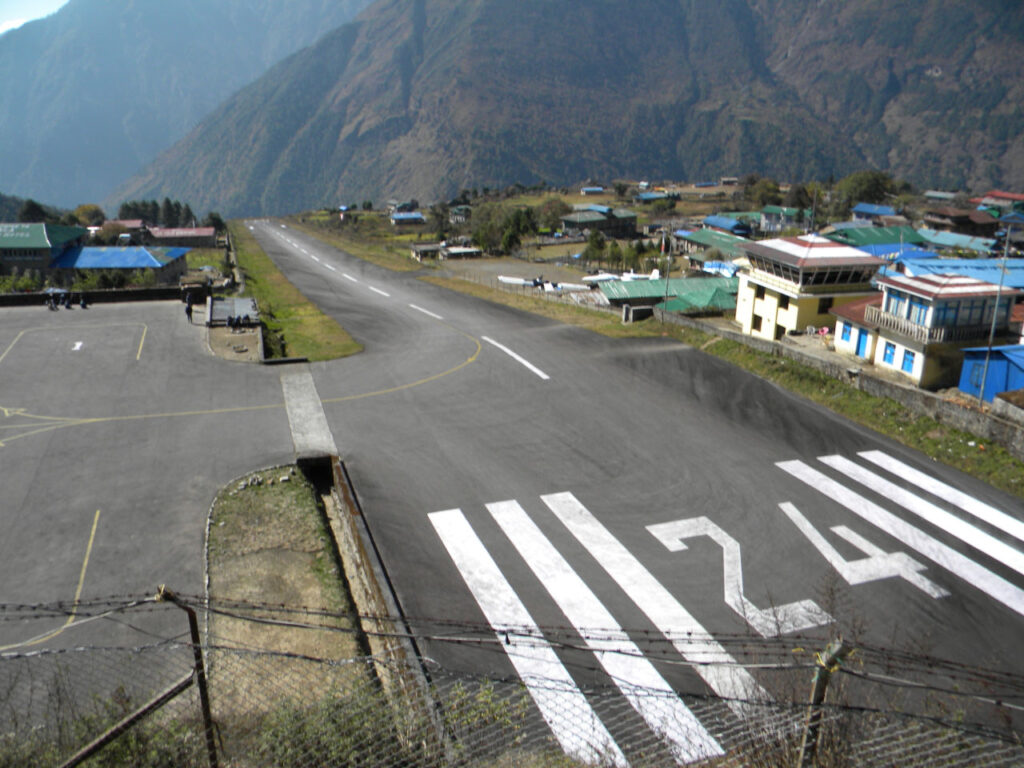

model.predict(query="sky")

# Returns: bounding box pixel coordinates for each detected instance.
[0,0,68,35]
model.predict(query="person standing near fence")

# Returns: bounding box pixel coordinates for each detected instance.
[185,302,193,323]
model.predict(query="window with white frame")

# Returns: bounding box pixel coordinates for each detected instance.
[885,292,906,317]
[909,298,928,325]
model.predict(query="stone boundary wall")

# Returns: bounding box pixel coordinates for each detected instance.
[656,309,1024,462]
[0,287,185,306]
[326,459,429,705]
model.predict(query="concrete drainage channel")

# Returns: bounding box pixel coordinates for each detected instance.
[300,454,445,744]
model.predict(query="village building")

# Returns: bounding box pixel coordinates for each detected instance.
[831,273,1022,389]
[147,226,217,248]
[734,234,884,341]
[560,205,637,239]
[49,246,189,284]
[0,222,87,275]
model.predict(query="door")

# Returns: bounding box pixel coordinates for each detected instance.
[855,329,869,358]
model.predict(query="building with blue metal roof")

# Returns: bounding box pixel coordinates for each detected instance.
[390,211,426,226]
[852,202,897,221]
[917,228,997,255]
[49,246,188,283]
[895,257,1024,290]
[702,215,751,237]
[958,345,1024,403]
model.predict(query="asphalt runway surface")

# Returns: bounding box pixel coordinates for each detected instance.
[4,220,1023,756]
[249,220,1024,754]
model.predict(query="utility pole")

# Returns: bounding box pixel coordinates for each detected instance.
[978,221,1013,408]
[797,638,853,768]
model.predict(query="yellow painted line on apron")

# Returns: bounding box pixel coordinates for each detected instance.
[0,509,101,651]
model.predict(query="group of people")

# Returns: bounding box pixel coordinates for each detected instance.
[46,293,86,311]
[226,314,251,332]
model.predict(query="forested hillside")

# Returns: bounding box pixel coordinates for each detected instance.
[112,0,1024,217]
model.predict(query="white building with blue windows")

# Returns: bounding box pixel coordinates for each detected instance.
[831,273,1022,389]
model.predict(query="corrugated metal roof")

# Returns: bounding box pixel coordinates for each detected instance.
[917,228,996,253]
[853,203,896,217]
[0,223,86,249]
[898,257,1024,289]
[877,272,1022,300]
[658,285,737,313]
[562,211,607,224]
[703,215,750,233]
[50,246,189,269]
[679,229,748,259]
[825,226,924,247]
[744,235,884,269]
[856,243,941,259]
[601,276,737,302]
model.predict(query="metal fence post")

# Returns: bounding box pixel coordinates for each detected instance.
[157,585,220,768]
[798,638,852,768]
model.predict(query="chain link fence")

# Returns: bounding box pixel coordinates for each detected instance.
[2,597,1023,768]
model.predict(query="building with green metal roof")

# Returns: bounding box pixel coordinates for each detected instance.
[600,276,738,309]
[0,223,87,275]
[824,225,924,249]
[561,207,637,238]
[760,205,812,233]
[675,229,748,261]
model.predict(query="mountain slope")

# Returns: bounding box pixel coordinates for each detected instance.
[113,0,1024,217]
[0,0,372,207]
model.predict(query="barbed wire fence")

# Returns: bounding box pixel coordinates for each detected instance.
[2,594,1023,768]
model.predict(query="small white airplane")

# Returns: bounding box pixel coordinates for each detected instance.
[581,272,620,284]
[498,275,590,292]
[621,268,661,281]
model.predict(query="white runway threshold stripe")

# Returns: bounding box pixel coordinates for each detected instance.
[481,336,550,380]
[858,450,1024,545]
[541,492,770,714]
[428,509,629,768]
[777,459,1024,618]
[820,455,1024,579]
[488,500,723,763]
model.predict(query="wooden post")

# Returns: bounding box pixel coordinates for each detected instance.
[797,638,852,768]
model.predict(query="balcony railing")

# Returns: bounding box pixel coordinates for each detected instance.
[864,305,1003,344]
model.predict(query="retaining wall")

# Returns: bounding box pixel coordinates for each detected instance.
[656,308,1024,462]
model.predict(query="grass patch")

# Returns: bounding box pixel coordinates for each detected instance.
[184,247,228,272]
[229,220,362,361]
[208,466,358,653]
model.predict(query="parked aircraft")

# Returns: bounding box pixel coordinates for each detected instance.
[498,275,590,292]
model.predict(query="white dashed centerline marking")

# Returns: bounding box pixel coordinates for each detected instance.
[343,274,358,283]
[325,264,336,272]
[409,304,443,320]
[482,336,550,380]
[369,286,390,297]
[72,342,83,351]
